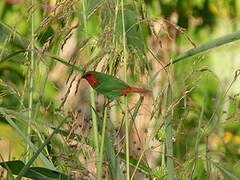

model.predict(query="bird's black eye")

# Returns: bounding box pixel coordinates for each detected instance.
[82,72,91,79]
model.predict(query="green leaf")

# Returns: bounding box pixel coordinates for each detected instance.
[0,160,74,180]
[117,5,146,54]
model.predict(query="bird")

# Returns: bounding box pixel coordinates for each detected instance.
[81,71,151,99]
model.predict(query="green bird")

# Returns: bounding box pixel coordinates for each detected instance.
[81,71,151,99]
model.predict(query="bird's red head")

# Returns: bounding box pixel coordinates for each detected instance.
[81,71,97,87]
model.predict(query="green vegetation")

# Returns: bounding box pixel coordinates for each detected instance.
[0,0,240,179]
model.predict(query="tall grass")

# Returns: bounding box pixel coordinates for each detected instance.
[0,0,240,180]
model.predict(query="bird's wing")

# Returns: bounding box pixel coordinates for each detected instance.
[95,77,130,91]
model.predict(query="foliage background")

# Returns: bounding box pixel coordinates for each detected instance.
[0,0,240,179]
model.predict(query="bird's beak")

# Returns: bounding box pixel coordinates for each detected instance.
[81,74,86,79]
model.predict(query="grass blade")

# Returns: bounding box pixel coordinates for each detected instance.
[210,160,240,180]
[0,160,73,180]
[129,96,144,131]
[105,133,124,180]
[168,30,240,67]
[118,152,150,176]
[0,49,26,63]
[150,30,240,84]
[0,21,29,48]
[0,48,84,72]
[16,117,67,180]
[165,85,176,180]
[0,109,55,170]
[90,106,124,180]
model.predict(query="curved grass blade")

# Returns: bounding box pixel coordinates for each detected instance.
[0,21,29,48]
[16,117,68,180]
[0,160,74,180]
[0,107,90,145]
[150,30,240,84]
[0,22,83,72]
[38,50,83,72]
[26,49,84,72]
[0,48,84,72]
[167,30,240,67]
[0,49,26,63]
[210,160,240,180]
[0,109,55,170]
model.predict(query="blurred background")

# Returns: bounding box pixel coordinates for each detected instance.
[0,0,240,179]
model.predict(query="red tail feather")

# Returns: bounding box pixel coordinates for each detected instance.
[121,87,151,95]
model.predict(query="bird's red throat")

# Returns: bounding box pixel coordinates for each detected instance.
[85,74,97,87]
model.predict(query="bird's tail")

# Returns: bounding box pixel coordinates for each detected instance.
[121,87,151,95]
